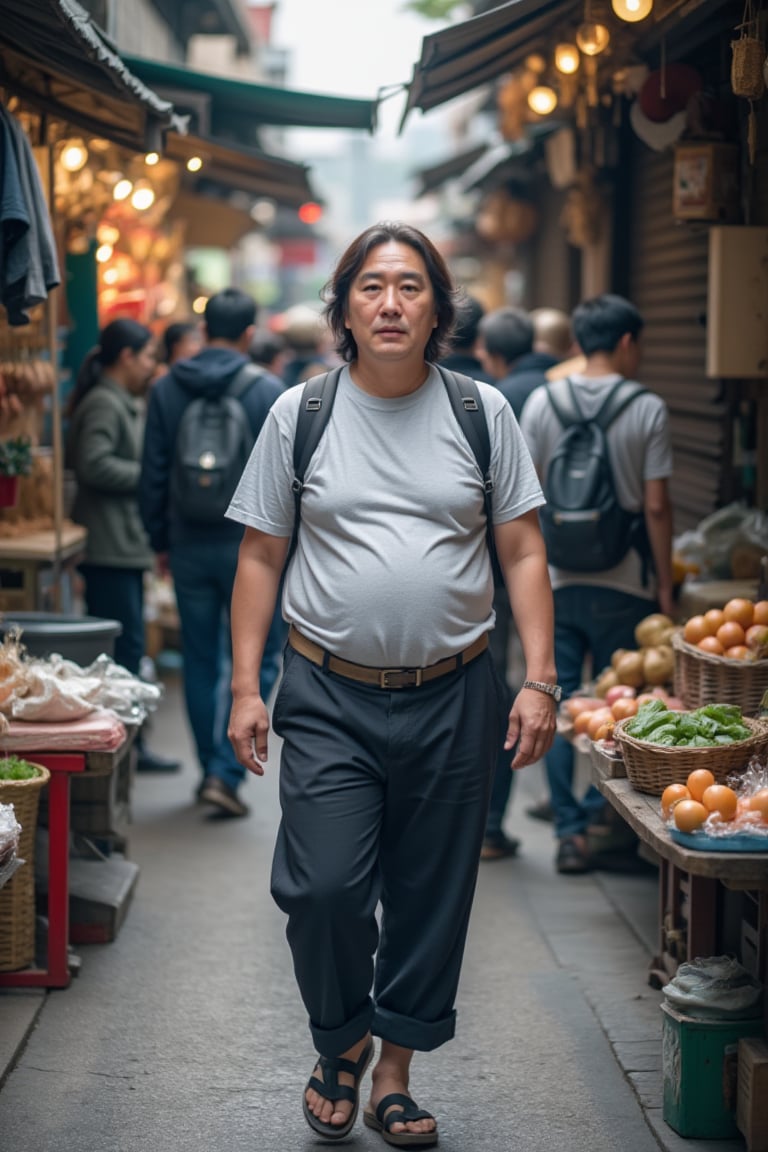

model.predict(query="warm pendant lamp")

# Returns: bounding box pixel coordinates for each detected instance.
[611,0,653,21]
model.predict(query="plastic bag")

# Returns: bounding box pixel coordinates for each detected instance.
[674,502,768,581]
[663,955,763,1020]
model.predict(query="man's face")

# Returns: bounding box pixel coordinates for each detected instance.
[344,240,438,363]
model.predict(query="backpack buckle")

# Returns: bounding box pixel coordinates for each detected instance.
[462,397,479,411]
[306,397,322,411]
[291,477,303,494]
[483,479,494,494]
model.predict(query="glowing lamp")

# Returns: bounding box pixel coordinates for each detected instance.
[60,139,88,172]
[524,53,547,74]
[145,152,160,166]
[611,0,653,20]
[186,156,203,172]
[298,201,323,225]
[527,85,558,115]
[131,184,155,211]
[555,44,580,75]
[113,178,133,201]
[576,21,611,55]
[96,244,113,263]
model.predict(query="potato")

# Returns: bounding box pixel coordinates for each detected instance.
[642,644,675,686]
[634,613,675,649]
[615,650,645,687]
[593,667,619,698]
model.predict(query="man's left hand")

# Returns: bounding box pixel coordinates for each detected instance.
[504,688,557,769]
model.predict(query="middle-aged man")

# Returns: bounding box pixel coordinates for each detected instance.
[226,222,558,1147]
[139,289,282,818]
[520,293,674,876]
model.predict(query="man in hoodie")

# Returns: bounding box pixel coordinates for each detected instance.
[139,289,283,817]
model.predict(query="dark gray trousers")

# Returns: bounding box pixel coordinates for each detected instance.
[270,645,505,1057]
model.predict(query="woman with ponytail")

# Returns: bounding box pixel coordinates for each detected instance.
[67,318,179,773]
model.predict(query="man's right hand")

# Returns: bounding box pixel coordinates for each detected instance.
[228,692,270,775]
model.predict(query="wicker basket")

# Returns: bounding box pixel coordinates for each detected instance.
[672,630,768,715]
[732,35,765,99]
[0,765,49,972]
[613,716,768,796]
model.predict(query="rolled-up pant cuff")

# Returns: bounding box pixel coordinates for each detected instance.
[373,1006,456,1052]
[310,1000,373,1058]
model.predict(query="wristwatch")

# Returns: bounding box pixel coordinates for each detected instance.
[522,679,563,703]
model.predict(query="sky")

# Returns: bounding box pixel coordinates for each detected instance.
[270,0,456,153]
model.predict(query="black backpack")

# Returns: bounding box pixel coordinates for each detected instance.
[172,363,264,523]
[539,377,649,572]
[288,365,501,580]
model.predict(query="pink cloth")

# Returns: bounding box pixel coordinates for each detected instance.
[0,708,126,752]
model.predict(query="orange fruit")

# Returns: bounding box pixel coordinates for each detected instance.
[594,720,615,742]
[703,609,726,635]
[673,799,708,833]
[724,646,750,661]
[587,708,614,739]
[753,601,768,626]
[745,624,768,653]
[687,768,716,801]
[716,621,746,650]
[723,598,755,630]
[611,696,639,721]
[701,784,738,820]
[697,635,724,655]
[748,789,768,821]
[661,782,691,818]
[683,615,709,645]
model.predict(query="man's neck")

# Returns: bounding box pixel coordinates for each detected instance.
[206,338,244,353]
[349,355,430,398]
[581,352,621,378]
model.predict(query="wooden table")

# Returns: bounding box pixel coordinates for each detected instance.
[0,523,87,611]
[590,745,768,1001]
[0,722,129,989]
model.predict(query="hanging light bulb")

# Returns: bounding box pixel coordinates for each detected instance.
[611,0,653,21]
[113,178,133,201]
[576,20,611,55]
[186,156,203,172]
[60,139,89,172]
[527,85,559,115]
[524,53,547,75]
[95,244,113,263]
[555,43,581,75]
[131,182,155,211]
[145,152,160,166]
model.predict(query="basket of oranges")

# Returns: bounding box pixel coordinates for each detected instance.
[673,597,768,713]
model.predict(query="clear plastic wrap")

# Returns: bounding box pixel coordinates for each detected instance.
[662,955,763,1020]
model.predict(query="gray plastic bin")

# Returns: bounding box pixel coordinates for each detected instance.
[0,612,122,664]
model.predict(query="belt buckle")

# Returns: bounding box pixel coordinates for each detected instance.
[379,667,422,689]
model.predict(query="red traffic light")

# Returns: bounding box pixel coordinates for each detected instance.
[298,201,323,225]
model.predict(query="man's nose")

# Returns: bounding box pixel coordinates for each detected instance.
[380,286,401,312]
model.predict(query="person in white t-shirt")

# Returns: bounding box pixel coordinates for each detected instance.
[225,222,558,1147]
[520,293,674,876]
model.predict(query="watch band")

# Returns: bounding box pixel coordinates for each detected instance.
[522,679,562,702]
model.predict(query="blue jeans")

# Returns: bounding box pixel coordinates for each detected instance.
[170,539,245,791]
[548,585,657,839]
[80,564,145,675]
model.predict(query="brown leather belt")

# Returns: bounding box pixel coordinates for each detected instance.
[288,625,489,690]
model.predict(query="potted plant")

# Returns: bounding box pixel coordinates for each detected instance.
[0,437,33,508]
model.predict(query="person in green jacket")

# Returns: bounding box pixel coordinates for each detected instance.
[67,318,179,773]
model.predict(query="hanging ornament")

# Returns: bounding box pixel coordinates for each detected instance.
[555,43,580,75]
[611,0,653,21]
[576,21,611,55]
[732,0,765,99]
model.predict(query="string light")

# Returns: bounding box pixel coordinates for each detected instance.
[611,0,653,20]
[576,20,611,55]
[528,85,559,115]
[555,44,581,74]
[186,156,203,172]
[113,178,133,201]
[145,152,160,166]
[60,139,89,172]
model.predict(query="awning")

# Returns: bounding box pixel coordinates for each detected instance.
[412,142,489,197]
[172,191,255,248]
[164,133,316,208]
[123,55,379,137]
[459,121,564,191]
[401,0,580,127]
[0,0,186,151]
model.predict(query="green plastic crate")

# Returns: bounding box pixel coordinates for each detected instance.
[662,1002,764,1138]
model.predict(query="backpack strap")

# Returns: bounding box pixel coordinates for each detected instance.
[593,379,647,429]
[287,366,344,568]
[226,362,265,400]
[437,366,501,583]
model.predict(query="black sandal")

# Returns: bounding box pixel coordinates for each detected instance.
[302,1037,374,1141]
[363,1092,438,1147]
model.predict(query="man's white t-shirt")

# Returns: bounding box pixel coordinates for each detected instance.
[227,365,544,667]
[520,373,673,600]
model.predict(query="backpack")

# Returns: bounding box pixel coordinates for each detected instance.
[172,363,264,523]
[288,365,501,580]
[539,377,649,572]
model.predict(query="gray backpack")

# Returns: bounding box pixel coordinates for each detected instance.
[171,364,263,523]
[539,377,649,572]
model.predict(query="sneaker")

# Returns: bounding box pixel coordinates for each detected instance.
[555,835,591,875]
[198,776,249,818]
[136,748,182,773]
[525,799,554,822]
[480,832,521,860]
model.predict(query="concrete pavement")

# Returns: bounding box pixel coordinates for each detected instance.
[0,672,744,1151]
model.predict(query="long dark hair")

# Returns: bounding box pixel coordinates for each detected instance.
[322,222,457,363]
[68,318,152,415]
